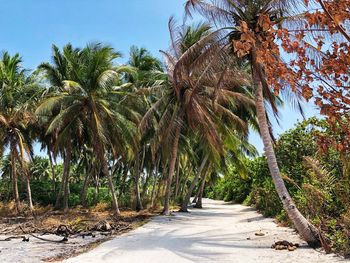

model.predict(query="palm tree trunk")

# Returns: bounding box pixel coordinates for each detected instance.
[93,173,99,205]
[251,49,320,247]
[162,125,181,215]
[194,169,208,209]
[179,168,190,199]
[134,152,143,211]
[142,162,152,199]
[150,156,161,208]
[174,158,180,200]
[55,171,65,209]
[63,145,72,213]
[101,155,121,215]
[48,149,56,193]
[180,155,208,212]
[90,112,121,214]
[120,165,129,195]
[25,172,34,213]
[192,191,199,204]
[81,169,92,207]
[10,142,21,214]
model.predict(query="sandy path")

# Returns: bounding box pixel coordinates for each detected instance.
[64,199,343,263]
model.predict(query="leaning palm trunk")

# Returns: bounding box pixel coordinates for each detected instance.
[48,149,56,193]
[10,142,21,214]
[251,49,320,247]
[81,170,92,207]
[101,156,121,215]
[162,125,181,215]
[180,155,208,212]
[91,116,121,215]
[25,172,34,213]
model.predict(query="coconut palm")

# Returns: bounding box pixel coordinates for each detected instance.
[185,0,320,245]
[36,43,138,215]
[0,52,39,213]
[36,44,81,211]
[141,20,254,215]
[126,46,163,87]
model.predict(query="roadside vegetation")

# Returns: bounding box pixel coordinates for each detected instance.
[208,118,350,256]
[0,0,350,258]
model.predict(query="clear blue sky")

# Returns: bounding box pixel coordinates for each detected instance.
[0,0,319,155]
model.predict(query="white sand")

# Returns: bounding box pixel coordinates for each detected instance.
[65,199,343,263]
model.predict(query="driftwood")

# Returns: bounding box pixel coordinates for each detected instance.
[56,225,74,237]
[0,218,134,245]
[19,226,68,243]
[0,236,29,242]
[73,232,96,239]
[90,220,112,232]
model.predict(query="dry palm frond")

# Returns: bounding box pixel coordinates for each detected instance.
[303,156,336,189]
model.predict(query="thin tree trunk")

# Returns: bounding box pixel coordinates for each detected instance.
[155,161,167,207]
[10,142,21,214]
[81,169,92,207]
[93,173,99,205]
[150,156,161,208]
[179,168,190,199]
[25,171,34,213]
[162,125,181,215]
[192,190,199,204]
[101,156,121,215]
[251,48,320,247]
[142,162,152,198]
[63,145,72,213]
[142,170,151,198]
[194,168,208,209]
[55,170,65,209]
[48,149,56,193]
[134,152,143,211]
[120,164,129,195]
[90,111,121,215]
[174,157,180,200]
[180,155,208,212]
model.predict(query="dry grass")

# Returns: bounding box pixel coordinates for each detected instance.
[0,202,156,235]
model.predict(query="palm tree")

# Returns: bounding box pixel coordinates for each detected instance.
[0,52,38,214]
[125,47,164,211]
[36,43,138,215]
[141,20,253,215]
[36,44,81,211]
[126,46,163,87]
[185,0,320,246]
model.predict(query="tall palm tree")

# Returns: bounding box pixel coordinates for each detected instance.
[125,47,164,211]
[0,52,38,213]
[36,44,81,211]
[36,43,138,215]
[185,0,320,246]
[141,20,253,215]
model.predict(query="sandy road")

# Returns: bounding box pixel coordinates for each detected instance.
[65,199,343,263]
